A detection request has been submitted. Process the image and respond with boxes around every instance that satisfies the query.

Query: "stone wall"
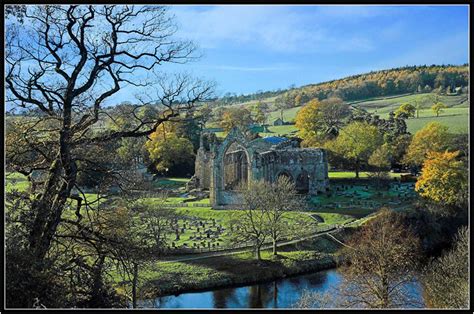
[189,128,329,208]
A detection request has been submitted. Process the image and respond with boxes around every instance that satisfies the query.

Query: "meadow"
[225,92,469,137]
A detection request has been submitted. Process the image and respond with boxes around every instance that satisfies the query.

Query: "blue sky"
[154,5,468,98]
[7,5,469,107]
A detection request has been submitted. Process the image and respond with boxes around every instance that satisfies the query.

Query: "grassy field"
[243,92,469,137]
[352,93,467,109]
[152,177,190,189]
[5,171,412,248]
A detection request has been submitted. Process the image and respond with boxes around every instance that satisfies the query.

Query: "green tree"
[394,103,416,119]
[368,144,392,189]
[326,122,383,178]
[412,96,423,118]
[431,102,447,117]
[274,97,288,121]
[252,101,269,125]
[145,131,195,175]
[194,104,213,131]
[116,137,147,167]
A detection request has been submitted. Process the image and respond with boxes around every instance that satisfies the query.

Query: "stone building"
[187,127,329,208]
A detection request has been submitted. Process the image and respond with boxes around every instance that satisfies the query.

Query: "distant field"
[353,93,468,110]
[257,92,469,136]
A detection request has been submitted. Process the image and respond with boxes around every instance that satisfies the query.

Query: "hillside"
[210,92,469,138]
[210,64,469,137]
[218,64,468,108]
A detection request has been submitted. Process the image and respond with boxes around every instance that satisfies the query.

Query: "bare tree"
[230,180,270,261]
[230,178,305,260]
[422,226,469,309]
[5,5,214,274]
[336,208,422,308]
[264,176,304,255]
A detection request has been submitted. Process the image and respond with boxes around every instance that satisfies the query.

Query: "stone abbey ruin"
[187,128,329,208]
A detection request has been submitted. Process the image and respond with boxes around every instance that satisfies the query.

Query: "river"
[136,269,426,309]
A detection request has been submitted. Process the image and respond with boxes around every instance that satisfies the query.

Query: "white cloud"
[202,63,298,72]
[170,5,377,53]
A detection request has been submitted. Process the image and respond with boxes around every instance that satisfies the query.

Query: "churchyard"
[6,170,415,253]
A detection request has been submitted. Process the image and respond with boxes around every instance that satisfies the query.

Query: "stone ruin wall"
[187,128,330,208]
[193,149,212,189]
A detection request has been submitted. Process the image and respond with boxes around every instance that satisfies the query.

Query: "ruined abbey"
[187,128,329,208]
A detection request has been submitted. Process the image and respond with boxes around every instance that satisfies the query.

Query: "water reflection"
[137,269,424,309]
[212,288,236,308]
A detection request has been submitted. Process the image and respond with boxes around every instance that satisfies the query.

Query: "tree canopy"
[325,121,383,177]
[403,122,452,166]
[415,151,467,209]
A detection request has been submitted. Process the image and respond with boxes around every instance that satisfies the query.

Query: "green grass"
[354,93,468,110]
[127,236,340,299]
[405,113,469,134]
[267,106,302,123]
[328,171,403,179]
[152,177,190,188]
[5,172,29,192]
[257,92,469,136]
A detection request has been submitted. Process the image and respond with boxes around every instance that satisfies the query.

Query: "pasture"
[249,92,469,137]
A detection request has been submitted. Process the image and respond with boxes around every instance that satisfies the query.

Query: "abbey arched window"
[223,142,249,191]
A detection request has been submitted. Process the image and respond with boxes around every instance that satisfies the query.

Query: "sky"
[157,5,469,98]
[5,5,469,107]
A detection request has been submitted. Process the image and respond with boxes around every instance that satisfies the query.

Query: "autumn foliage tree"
[403,122,452,167]
[394,103,416,119]
[415,151,468,211]
[431,102,448,117]
[220,107,254,132]
[145,125,195,176]
[295,97,350,147]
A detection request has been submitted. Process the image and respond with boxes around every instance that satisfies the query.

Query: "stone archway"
[210,128,253,208]
[223,142,249,191]
[296,170,310,193]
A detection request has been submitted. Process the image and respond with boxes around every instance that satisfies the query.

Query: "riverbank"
[136,233,349,299]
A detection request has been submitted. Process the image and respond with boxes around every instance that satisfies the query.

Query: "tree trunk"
[255,245,261,261]
[355,159,360,178]
[90,254,105,307]
[28,126,77,271]
[272,238,277,255]
[381,275,389,308]
[132,262,139,309]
